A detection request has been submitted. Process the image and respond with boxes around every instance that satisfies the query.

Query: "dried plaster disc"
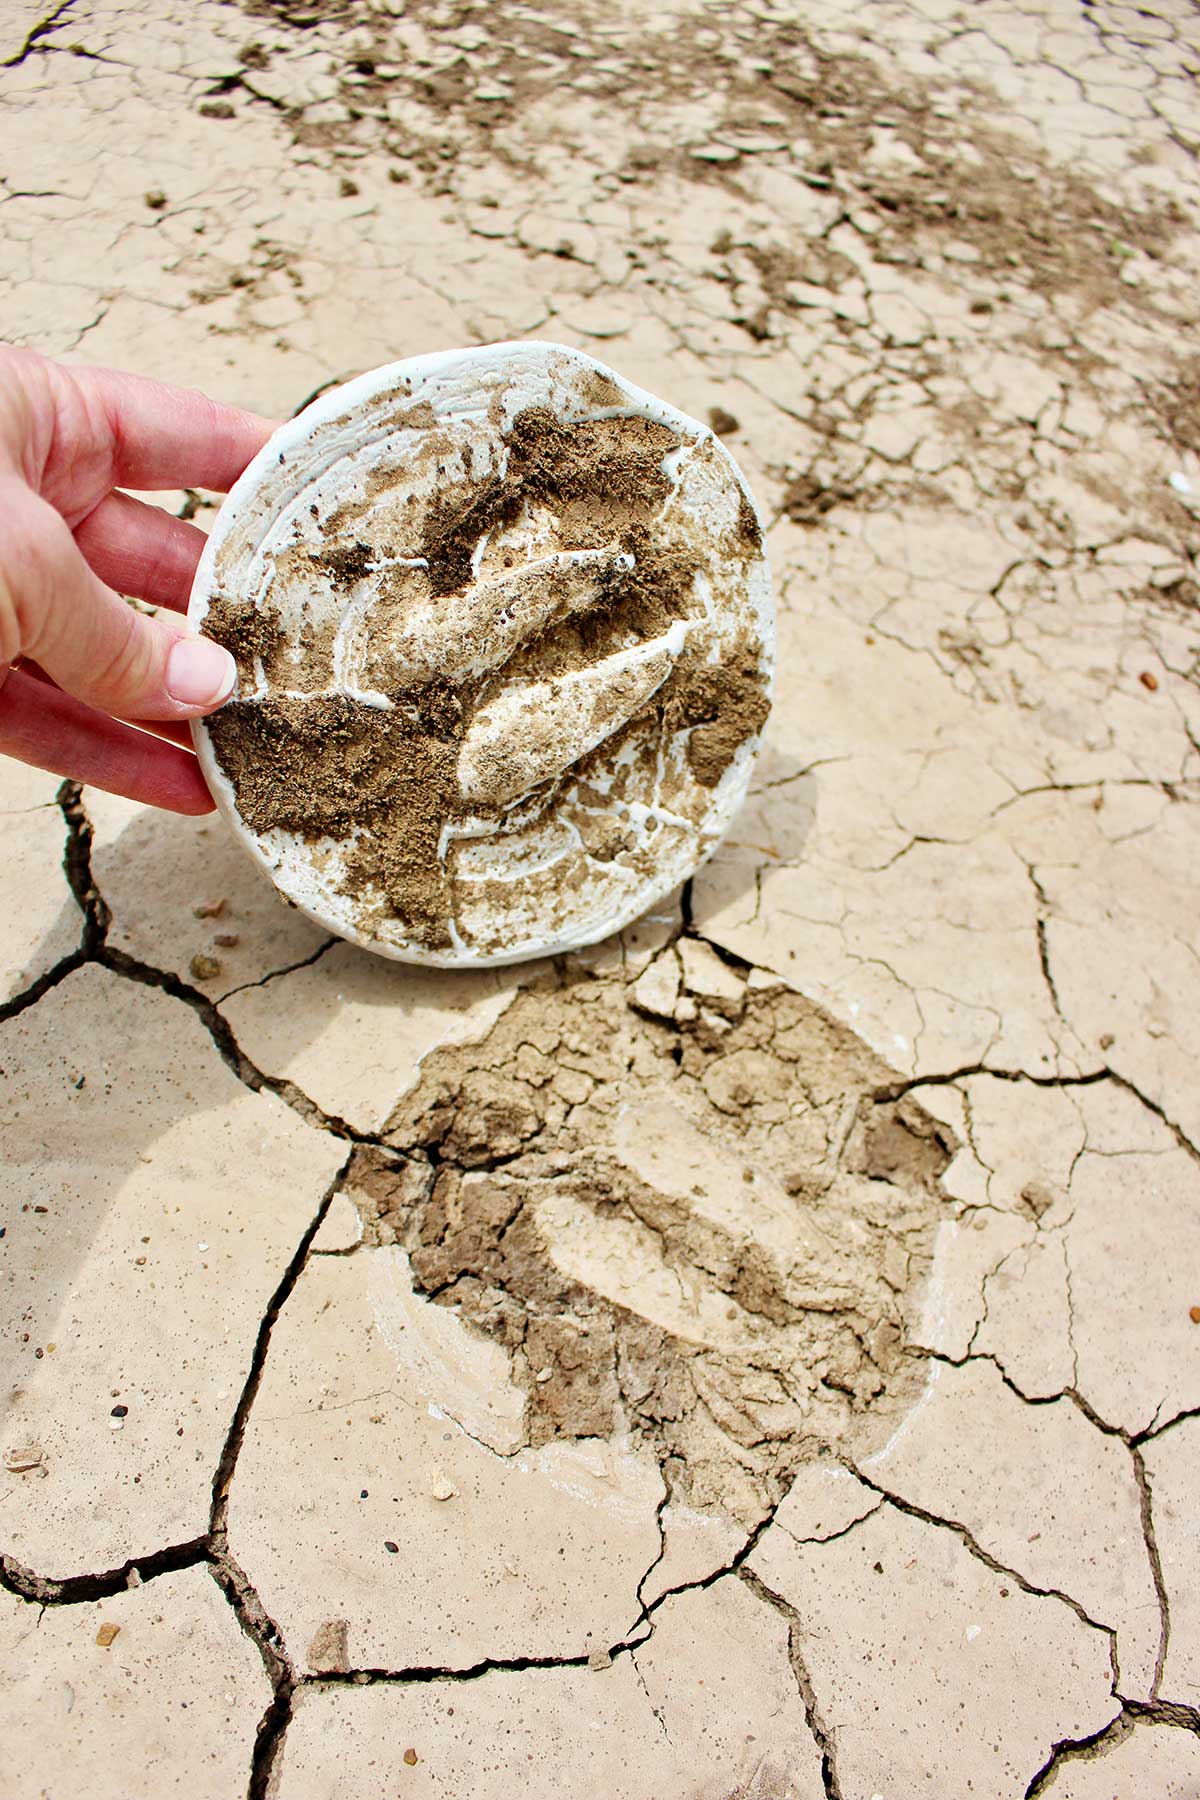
[189,342,774,967]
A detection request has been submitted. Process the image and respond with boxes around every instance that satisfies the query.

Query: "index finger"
[74,363,278,494]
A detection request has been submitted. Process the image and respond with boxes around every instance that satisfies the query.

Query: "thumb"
[0,484,235,722]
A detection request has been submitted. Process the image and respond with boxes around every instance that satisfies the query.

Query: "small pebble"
[4,1444,43,1472]
[431,1478,456,1501]
[111,1404,128,1418]
[1139,670,1159,691]
[339,176,360,197]
[95,1623,120,1647]
[384,1540,399,1554]
[144,189,167,210]
[534,1366,553,1383]
[108,1417,125,1431]
[214,931,240,948]
[403,1748,418,1766]
[189,954,222,981]
[192,898,226,918]
[1190,1305,1200,1324]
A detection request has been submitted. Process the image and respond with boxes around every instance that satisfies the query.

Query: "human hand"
[0,347,275,813]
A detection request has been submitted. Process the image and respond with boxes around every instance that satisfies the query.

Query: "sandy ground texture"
[3,0,1200,1795]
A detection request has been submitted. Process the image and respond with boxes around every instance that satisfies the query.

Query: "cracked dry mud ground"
[4,1,1200,1797]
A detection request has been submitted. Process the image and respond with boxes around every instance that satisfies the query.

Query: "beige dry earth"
[3,0,1200,1795]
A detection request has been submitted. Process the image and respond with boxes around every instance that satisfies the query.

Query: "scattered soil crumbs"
[202,587,286,684]
[314,539,376,585]
[1156,355,1200,457]
[661,656,772,788]
[340,958,953,1526]
[234,0,1182,328]
[202,397,770,950]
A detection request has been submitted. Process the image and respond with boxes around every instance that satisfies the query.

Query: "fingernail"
[166,636,237,708]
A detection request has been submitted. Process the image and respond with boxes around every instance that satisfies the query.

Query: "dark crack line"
[630,1649,670,1741]
[990,777,1195,819]
[0,948,84,1022]
[632,1471,672,1617]
[11,760,1184,1743]
[911,1342,1175,1697]
[309,1649,598,1686]
[911,1344,1123,1438]
[0,1536,207,1605]
[619,1499,783,1650]
[1024,1708,1132,1797]
[0,778,106,1020]
[1132,1445,1171,1700]
[41,783,392,1145]
[99,941,359,1136]
[1025,1700,1200,1797]
[1027,865,1066,1023]
[879,1060,1200,1168]
[1,0,76,68]
[1104,1068,1200,1168]
[844,1465,1121,1681]
[876,1063,1110,1103]
[0,1148,354,1800]
[58,781,109,952]
[208,1552,295,1800]
[1137,1402,1200,1446]
[211,1155,353,1537]
[205,1153,352,1798]
[738,1567,843,1800]
[216,935,337,1004]
[777,1501,884,1554]
[303,1503,789,1697]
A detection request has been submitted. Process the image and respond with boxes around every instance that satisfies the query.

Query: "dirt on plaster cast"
[202,384,769,960]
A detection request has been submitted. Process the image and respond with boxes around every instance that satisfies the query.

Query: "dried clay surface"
[3,0,1200,1796]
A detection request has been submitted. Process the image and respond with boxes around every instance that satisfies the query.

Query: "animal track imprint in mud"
[350,956,952,1525]
[191,343,774,966]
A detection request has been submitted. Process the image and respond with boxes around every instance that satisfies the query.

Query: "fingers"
[15,656,205,747]
[0,481,236,723]
[0,667,215,815]
[73,489,209,611]
[121,715,197,748]
[73,362,277,494]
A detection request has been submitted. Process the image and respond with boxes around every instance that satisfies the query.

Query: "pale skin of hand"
[0,346,276,814]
